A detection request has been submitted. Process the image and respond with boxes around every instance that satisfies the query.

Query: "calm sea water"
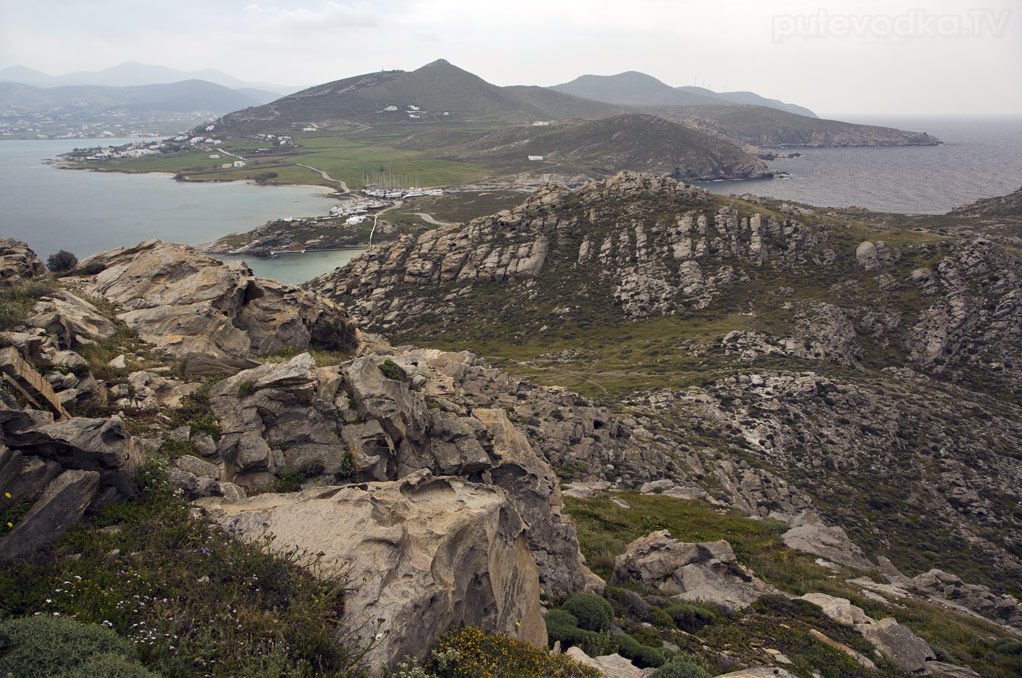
[3,120,1021,285]
[0,138,359,283]
[696,116,1022,214]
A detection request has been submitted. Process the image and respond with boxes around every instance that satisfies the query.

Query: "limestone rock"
[2,415,140,497]
[82,240,359,359]
[782,519,873,570]
[25,291,118,348]
[717,669,795,678]
[855,617,935,673]
[0,238,45,280]
[564,647,651,678]
[924,661,980,678]
[612,530,776,610]
[0,469,99,560]
[800,593,873,626]
[198,471,545,672]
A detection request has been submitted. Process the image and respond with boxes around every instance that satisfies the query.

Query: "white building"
[528,155,545,161]
[384,105,398,112]
[209,154,221,159]
[532,121,551,127]
[233,160,246,168]
[346,215,367,225]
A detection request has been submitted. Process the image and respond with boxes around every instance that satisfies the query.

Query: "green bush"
[664,603,717,632]
[378,359,407,381]
[649,660,711,678]
[236,380,256,397]
[0,615,153,678]
[562,593,613,632]
[47,250,78,273]
[648,607,675,628]
[65,652,161,678]
[74,262,106,276]
[993,637,1022,656]
[544,610,610,657]
[613,634,666,669]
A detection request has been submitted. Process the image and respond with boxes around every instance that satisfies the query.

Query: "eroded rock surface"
[612,530,776,610]
[81,240,359,361]
[199,471,545,672]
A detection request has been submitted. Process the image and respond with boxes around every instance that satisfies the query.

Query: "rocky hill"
[308,172,1022,598]
[551,71,818,118]
[656,105,939,147]
[2,236,1021,677]
[213,59,624,134]
[395,114,769,182]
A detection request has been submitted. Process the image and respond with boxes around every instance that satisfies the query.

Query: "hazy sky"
[1,0,1020,117]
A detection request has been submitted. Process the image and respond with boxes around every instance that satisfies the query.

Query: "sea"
[695,116,1022,214]
[0,138,362,284]
[1,118,1021,285]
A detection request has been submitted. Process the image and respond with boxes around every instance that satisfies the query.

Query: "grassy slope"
[564,492,1022,678]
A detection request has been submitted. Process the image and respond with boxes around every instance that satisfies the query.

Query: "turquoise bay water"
[0,138,359,282]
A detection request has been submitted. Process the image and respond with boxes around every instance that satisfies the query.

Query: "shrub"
[544,609,610,657]
[275,465,304,492]
[613,634,666,669]
[649,607,675,628]
[993,637,1022,656]
[664,603,717,632]
[312,316,358,353]
[66,652,161,678]
[0,615,152,678]
[378,359,407,382]
[649,660,711,678]
[562,593,613,632]
[74,262,106,276]
[429,625,600,678]
[236,380,256,397]
[47,249,78,273]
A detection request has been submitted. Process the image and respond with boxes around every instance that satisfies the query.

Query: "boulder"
[0,469,99,560]
[82,240,359,359]
[855,617,935,673]
[0,238,45,280]
[26,291,118,348]
[612,530,776,610]
[924,661,980,678]
[800,593,873,626]
[782,519,873,570]
[806,629,876,669]
[198,471,545,673]
[565,647,650,678]
[717,669,795,678]
[3,415,141,497]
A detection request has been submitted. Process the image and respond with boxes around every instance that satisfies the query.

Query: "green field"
[85,133,489,190]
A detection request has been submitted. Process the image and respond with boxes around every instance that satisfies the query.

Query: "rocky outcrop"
[26,290,118,349]
[612,530,776,610]
[780,514,873,570]
[81,240,359,362]
[855,617,935,673]
[0,468,99,560]
[204,350,601,594]
[198,471,545,672]
[0,238,45,280]
[308,172,835,331]
[910,569,1022,631]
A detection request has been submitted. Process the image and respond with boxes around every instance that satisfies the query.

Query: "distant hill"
[0,79,275,115]
[398,113,768,181]
[551,71,817,117]
[214,59,627,134]
[950,185,1022,218]
[654,105,940,147]
[0,61,296,95]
